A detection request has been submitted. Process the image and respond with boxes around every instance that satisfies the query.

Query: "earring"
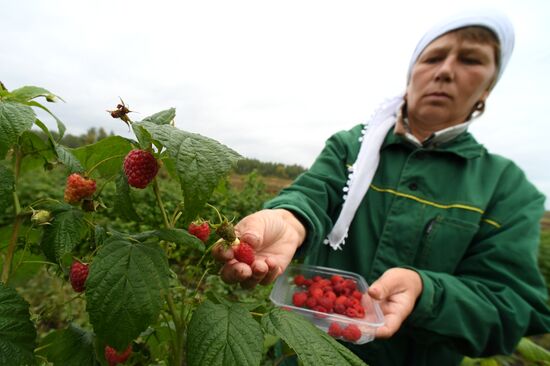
[474,100,485,112]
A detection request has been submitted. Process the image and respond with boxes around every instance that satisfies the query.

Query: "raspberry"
[64,174,96,204]
[342,324,362,342]
[328,322,343,337]
[292,292,308,307]
[294,274,306,286]
[233,242,255,265]
[69,261,89,292]
[104,344,132,366]
[123,149,159,189]
[188,221,210,242]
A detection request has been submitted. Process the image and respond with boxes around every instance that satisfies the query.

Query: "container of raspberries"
[269,263,384,344]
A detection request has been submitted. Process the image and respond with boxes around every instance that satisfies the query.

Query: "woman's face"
[406,32,497,130]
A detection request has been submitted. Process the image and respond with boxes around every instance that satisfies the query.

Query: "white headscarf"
[324,9,515,250]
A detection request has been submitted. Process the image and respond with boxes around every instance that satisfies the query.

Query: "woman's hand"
[367,268,423,338]
[212,209,306,288]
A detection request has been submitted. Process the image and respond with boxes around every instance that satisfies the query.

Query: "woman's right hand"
[212,209,306,288]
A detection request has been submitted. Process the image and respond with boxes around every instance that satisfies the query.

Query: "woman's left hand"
[367,268,423,338]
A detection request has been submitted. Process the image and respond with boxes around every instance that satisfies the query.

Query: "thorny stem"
[153,178,171,229]
[153,178,185,365]
[1,148,23,284]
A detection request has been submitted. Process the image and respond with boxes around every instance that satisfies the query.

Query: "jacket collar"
[382,127,485,160]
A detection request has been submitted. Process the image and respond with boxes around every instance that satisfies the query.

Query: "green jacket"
[265,124,550,366]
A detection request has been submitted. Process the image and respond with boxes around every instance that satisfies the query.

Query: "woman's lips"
[425,92,451,99]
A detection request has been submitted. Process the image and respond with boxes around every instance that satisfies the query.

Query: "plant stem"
[153,178,171,229]
[165,292,184,366]
[1,149,23,284]
[87,154,126,176]
[1,215,22,284]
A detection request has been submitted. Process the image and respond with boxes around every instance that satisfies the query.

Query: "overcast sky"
[2,0,550,207]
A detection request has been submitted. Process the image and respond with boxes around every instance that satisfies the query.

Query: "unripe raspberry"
[64,174,96,204]
[69,261,89,293]
[123,149,159,189]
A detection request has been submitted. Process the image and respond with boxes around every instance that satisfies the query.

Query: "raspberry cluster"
[104,345,132,366]
[292,274,366,318]
[64,174,96,204]
[291,273,366,342]
[234,241,255,265]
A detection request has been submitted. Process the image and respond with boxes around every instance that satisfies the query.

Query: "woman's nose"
[434,57,455,82]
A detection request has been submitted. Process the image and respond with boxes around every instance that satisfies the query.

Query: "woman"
[214,10,550,365]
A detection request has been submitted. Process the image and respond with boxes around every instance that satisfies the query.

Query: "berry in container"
[269,263,384,344]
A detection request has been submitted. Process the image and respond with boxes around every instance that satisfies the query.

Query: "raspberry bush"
[0,83,369,366]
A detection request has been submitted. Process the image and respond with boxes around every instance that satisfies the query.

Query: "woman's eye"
[424,56,442,64]
[461,57,481,65]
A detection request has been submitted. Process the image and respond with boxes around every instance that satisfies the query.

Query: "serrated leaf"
[131,123,152,149]
[72,136,132,178]
[132,228,204,252]
[0,283,37,366]
[0,165,14,213]
[26,100,66,139]
[186,300,262,366]
[7,86,63,103]
[18,131,57,173]
[55,144,84,173]
[40,205,87,263]
[135,121,242,222]
[94,225,107,247]
[516,337,550,361]
[142,108,176,125]
[37,324,99,366]
[114,172,140,221]
[86,237,170,349]
[261,308,367,366]
[0,100,36,159]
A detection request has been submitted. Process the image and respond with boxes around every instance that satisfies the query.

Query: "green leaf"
[72,136,132,178]
[37,324,99,366]
[86,236,170,349]
[55,145,84,173]
[261,308,368,366]
[113,172,140,221]
[132,228,204,252]
[0,165,14,213]
[0,283,37,366]
[516,337,550,361]
[135,121,242,222]
[0,100,36,159]
[26,100,66,139]
[18,131,57,173]
[186,300,263,366]
[40,205,87,263]
[7,86,63,103]
[131,123,152,150]
[142,108,176,125]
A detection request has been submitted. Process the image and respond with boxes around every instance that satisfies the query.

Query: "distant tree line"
[234,158,306,180]
[33,128,307,179]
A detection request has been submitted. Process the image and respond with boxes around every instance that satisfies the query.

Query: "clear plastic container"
[269,263,384,344]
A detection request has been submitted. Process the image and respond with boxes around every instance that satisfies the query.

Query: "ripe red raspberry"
[64,174,96,204]
[69,261,89,293]
[292,292,308,307]
[293,274,306,286]
[188,221,210,242]
[104,344,132,366]
[123,149,159,189]
[342,324,362,342]
[233,241,255,265]
[328,322,343,337]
